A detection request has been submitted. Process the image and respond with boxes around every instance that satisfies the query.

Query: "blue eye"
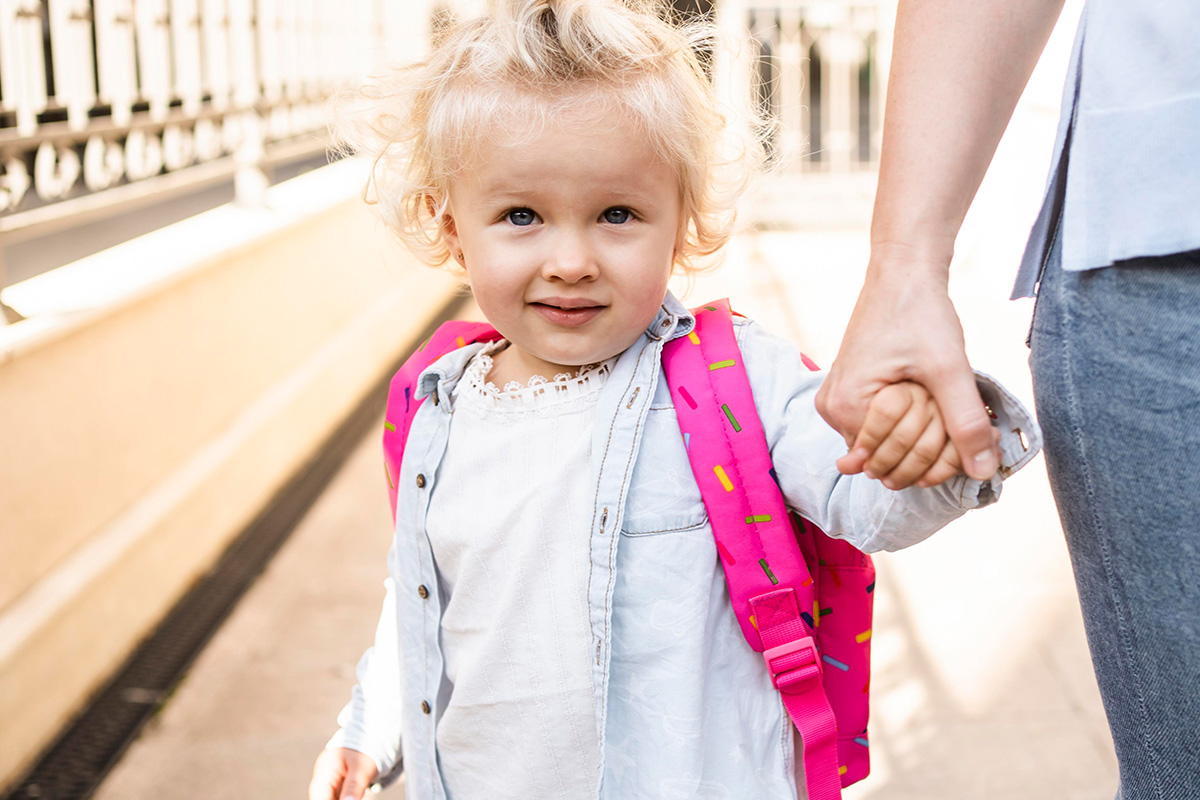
[507,208,536,226]
[603,207,631,224]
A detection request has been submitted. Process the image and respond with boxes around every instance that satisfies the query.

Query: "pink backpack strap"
[382,321,501,522]
[661,300,846,800]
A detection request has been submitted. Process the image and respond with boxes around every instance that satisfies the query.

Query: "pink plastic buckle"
[763,636,822,694]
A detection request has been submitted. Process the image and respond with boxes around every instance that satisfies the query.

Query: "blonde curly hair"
[331,0,765,273]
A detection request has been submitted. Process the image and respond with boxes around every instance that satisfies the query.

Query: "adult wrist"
[863,242,954,293]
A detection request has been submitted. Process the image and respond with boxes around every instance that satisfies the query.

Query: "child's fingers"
[861,405,931,481]
[338,774,372,800]
[880,416,949,490]
[849,385,917,475]
[309,750,347,800]
[914,439,963,488]
[835,446,871,475]
[339,751,380,800]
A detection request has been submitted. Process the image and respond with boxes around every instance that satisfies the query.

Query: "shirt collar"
[651,290,696,342]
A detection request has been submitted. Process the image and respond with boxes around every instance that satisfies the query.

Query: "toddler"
[310,2,1038,799]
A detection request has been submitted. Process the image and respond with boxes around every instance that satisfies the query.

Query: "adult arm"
[738,320,1041,553]
[816,0,1065,482]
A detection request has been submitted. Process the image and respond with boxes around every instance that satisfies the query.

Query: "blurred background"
[0,0,1113,798]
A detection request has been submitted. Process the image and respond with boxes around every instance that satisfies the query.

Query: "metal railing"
[0,0,409,244]
[749,2,883,170]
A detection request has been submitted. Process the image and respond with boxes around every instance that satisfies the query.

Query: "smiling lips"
[530,300,605,327]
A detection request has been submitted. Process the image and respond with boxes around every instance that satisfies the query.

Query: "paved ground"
[91,73,1119,799]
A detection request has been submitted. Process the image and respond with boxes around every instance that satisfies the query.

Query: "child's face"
[442,104,682,384]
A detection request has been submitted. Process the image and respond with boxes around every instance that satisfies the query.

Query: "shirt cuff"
[953,370,1043,507]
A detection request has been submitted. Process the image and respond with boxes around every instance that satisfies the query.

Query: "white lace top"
[426,341,614,800]
[453,341,615,416]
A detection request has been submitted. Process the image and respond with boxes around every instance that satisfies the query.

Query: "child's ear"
[429,194,462,259]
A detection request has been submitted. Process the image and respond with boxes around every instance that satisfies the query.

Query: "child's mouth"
[530,302,604,327]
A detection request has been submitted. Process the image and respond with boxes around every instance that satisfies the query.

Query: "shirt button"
[421,700,431,715]
[418,585,429,599]
[416,474,426,488]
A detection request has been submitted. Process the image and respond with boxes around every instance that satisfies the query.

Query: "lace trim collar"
[455,341,615,410]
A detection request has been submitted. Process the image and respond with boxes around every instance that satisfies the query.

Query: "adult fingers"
[816,374,870,449]
[925,363,999,480]
[881,414,947,490]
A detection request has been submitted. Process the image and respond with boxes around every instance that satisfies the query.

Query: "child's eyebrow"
[477,186,535,202]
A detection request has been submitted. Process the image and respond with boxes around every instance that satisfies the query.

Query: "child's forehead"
[448,93,658,162]
[457,114,678,194]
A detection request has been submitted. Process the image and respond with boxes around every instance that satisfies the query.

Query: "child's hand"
[835,381,994,490]
[309,747,379,800]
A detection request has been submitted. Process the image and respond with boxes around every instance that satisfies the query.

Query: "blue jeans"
[1029,237,1200,799]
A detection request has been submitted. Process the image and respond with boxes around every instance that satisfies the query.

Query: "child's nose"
[543,232,599,283]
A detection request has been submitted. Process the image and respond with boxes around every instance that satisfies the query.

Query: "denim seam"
[1057,272,1167,800]
[583,349,632,791]
[411,420,441,796]
[585,338,653,785]
[620,515,709,536]
[604,342,657,634]
[586,346,642,637]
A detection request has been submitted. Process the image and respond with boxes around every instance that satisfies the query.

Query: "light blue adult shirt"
[327,293,1042,799]
[1013,0,1200,298]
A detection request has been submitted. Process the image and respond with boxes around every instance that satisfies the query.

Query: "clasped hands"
[816,253,1003,491]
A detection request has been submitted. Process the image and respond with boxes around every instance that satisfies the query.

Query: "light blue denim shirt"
[328,292,1041,799]
[1014,0,1200,297]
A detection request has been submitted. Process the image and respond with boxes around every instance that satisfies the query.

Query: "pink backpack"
[381,300,874,800]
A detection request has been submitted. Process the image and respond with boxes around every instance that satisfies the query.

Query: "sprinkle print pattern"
[714,465,734,492]
[721,404,742,432]
[658,300,877,791]
[823,655,850,672]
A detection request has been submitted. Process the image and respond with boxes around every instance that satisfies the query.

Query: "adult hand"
[309,747,380,800]
[816,247,1000,483]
